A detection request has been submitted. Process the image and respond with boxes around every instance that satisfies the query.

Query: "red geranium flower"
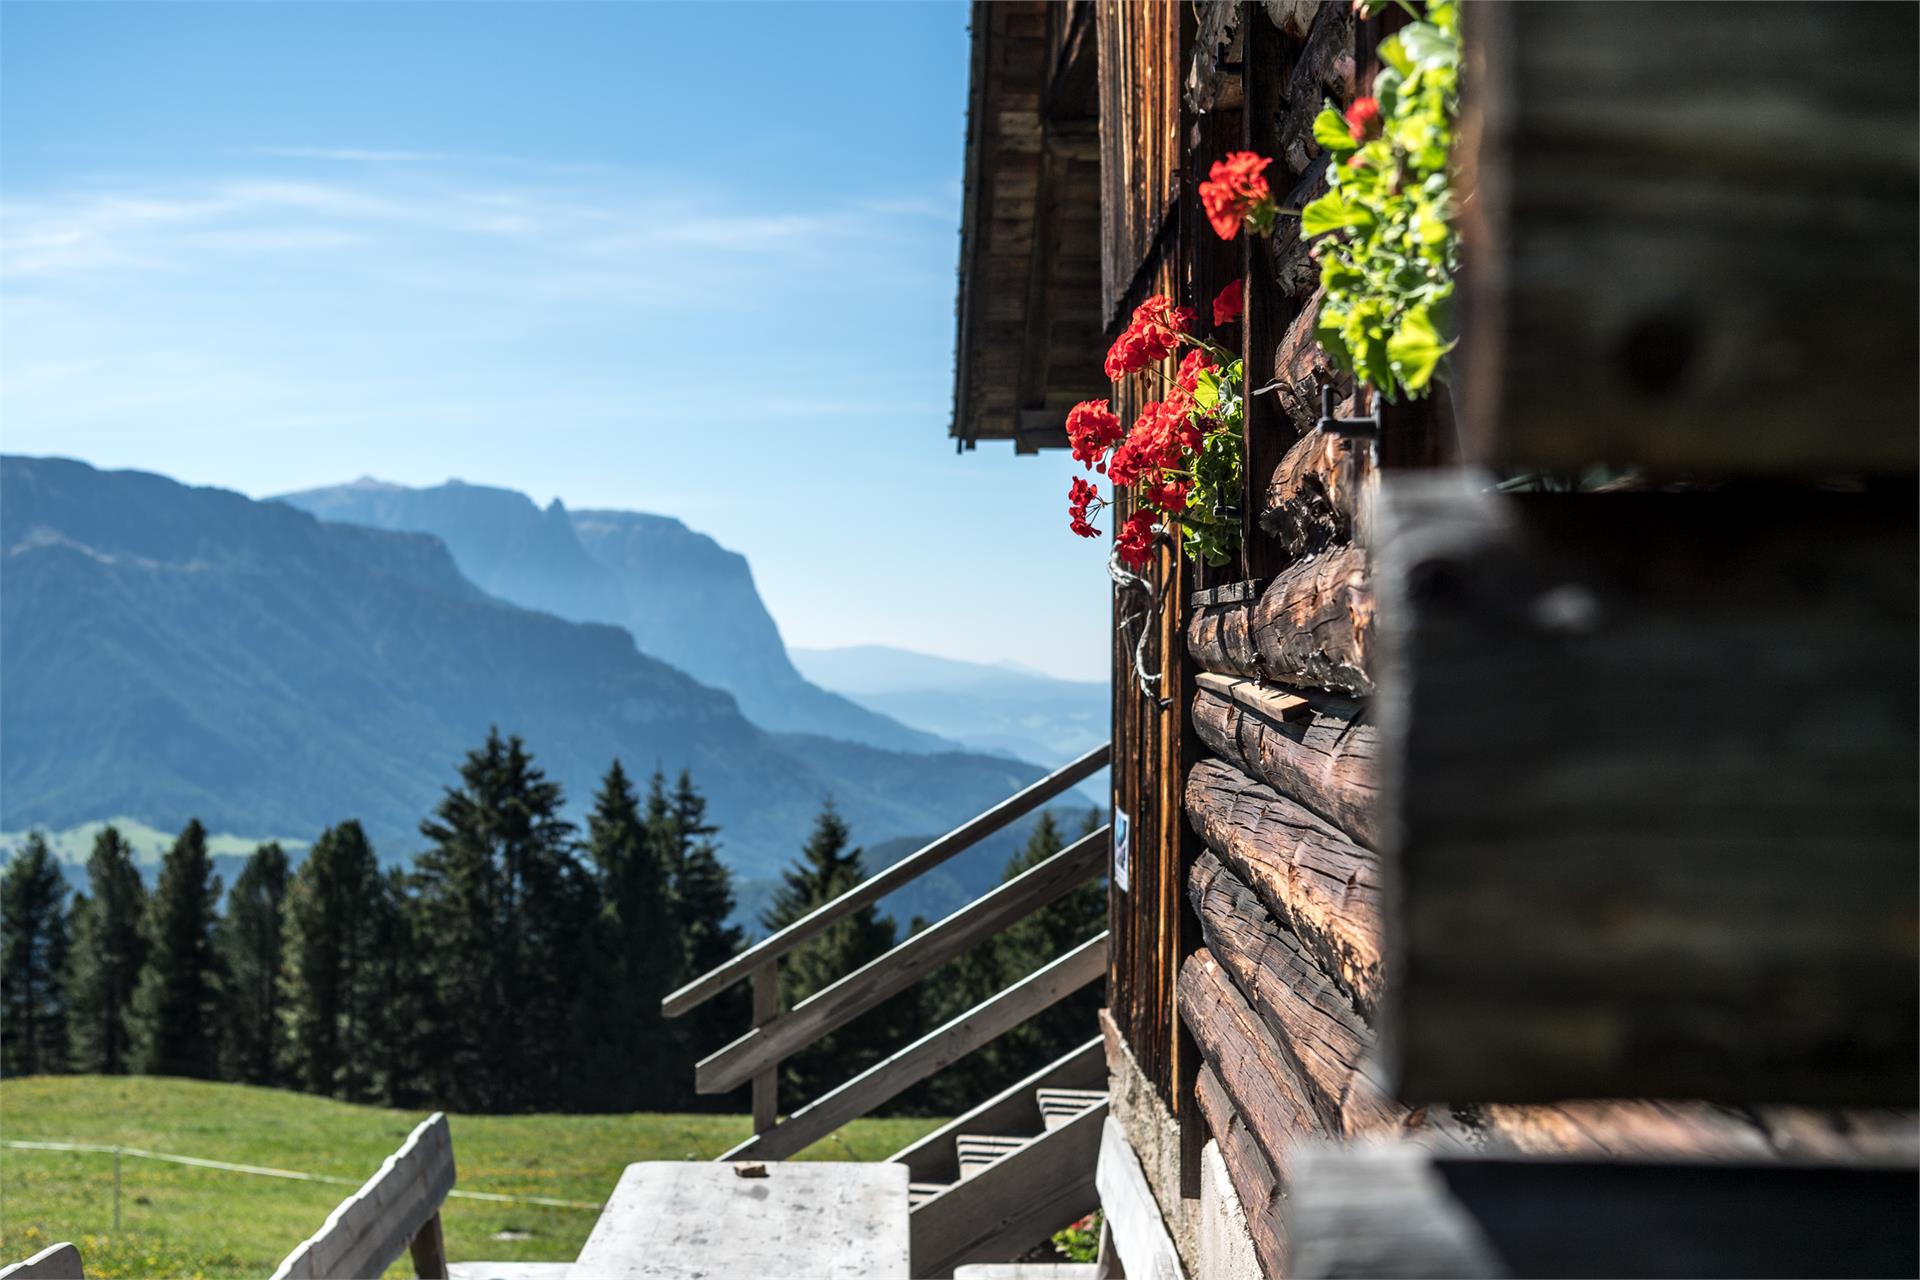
[1104,295,1194,380]
[1198,151,1274,241]
[1211,279,1244,326]
[1345,97,1382,142]
[1065,399,1123,469]
[1145,478,1190,513]
[1176,348,1216,394]
[1116,510,1157,569]
[1067,476,1104,538]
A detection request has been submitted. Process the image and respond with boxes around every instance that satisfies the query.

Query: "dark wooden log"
[1274,2,1355,176]
[1260,430,1369,569]
[1185,757,1383,1017]
[1462,2,1918,476]
[1191,678,1380,849]
[1178,950,1326,1180]
[1186,547,1372,695]
[1190,849,1400,1138]
[1195,1063,1289,1280]
[1286,1144,1920,1279]
[1373,474,1919,1105]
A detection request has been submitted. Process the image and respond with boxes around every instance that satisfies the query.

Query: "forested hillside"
[0,457,1040,878]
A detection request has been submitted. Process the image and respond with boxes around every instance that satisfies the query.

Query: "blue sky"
[0,1,1110,681]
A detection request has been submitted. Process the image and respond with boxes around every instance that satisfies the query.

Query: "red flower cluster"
[1211,279,1243,326]
[1345,96,1382,142]
[1065,398,1123,470]
[1108,397,1199,487]
[1067,476,1104,538]
[1198,151,1274,240]
[1104,295,1194,380]
[1175,348,1216,395]
[1116,510,1157,569]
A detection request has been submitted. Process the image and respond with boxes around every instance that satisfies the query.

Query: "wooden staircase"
[659,746,1115,1277]
[888,1040,1109,1278]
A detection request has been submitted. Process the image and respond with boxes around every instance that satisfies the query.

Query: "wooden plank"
[1189,849,1399,1138]
[1194,1065,1287,1280]
[0,1244,83,1280]
[1372,473,1919,1104]
[724,934,1108,1162]
[1191,682,1380,850]
[270,1112,456,1280]
[1177,950,1325,1183]
[1185,758,1383,1017]
[664,743,1110,1017]
[1462,2,1918,476]
[1095,1116,1187,1280]
[575,1162,911,1280]
[750,965,778,1133]
[698,828,1108,1094]
[407,1213,448,1280]
[1193,671,1309,720]
[1286,1144,1920,1279]
[910,1099,1107,1279]
[888,1036,1104,1183]
[1186,548,1373,694]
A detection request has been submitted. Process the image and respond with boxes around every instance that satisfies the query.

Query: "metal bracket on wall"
[1315,383,1381,440]
[1109,536,1175,711]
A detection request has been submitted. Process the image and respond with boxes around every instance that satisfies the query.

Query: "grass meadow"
[0,1075,942,1278]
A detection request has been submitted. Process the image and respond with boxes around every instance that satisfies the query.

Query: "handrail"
[662,742,1111,1018]
[696,825,1111,1095]
[720,932,1110,1162]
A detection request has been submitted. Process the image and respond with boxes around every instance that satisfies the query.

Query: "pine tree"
[763,800,898,1102]
[280,822,383,1100]
[217,842,289,1084]
[660,769,745,1108]
[65,825,147,1074]
[1,833,71,1075]
[988,810,1106,1076]
[570,760,682,1110]
[358,867,431,1107]
[414,728,590,1111]
[129,820,223,1078]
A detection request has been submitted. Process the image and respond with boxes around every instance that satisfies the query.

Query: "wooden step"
[910,1099,1108,1279]
[1035,1088,1107,1132]
[909,1182,948,1209]
[890,1037,1105,1186]
[956,1135,1030,1181]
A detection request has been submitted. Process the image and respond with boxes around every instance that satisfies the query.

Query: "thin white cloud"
[241,145,455,164]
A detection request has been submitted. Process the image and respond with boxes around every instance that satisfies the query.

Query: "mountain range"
[275,477,944,754]
[0,456,1047,885]
[790,645,1109,769]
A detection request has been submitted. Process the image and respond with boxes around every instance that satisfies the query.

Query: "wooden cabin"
[952,2,1918,1278]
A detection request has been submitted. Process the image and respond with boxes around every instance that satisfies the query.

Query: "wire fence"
[2,1138,604,1228]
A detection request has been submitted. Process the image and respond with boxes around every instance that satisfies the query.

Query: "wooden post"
[407,1212,448,1280]
[751,962,779,1135]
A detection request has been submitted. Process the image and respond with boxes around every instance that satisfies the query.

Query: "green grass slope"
[0,1076,940,1278]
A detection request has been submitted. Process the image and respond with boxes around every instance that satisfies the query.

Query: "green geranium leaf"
[1313,107,1358,153]
[1378,32,1413,76]
[1386,303,1455,391]
[1399,22,1459,71]
[1301,194,1372,237]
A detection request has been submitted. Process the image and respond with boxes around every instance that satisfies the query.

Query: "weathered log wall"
[1164,9,1917,1277]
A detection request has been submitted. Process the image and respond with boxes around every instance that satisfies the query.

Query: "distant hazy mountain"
[791,644,1109,768]
[1,457,1042,880]
[276,478,948,754]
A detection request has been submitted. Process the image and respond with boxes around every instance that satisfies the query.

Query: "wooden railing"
[663,743,1113,1161]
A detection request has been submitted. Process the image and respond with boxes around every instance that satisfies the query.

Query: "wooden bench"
[0,1243,84,1280]
[269,1112,456,1280]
